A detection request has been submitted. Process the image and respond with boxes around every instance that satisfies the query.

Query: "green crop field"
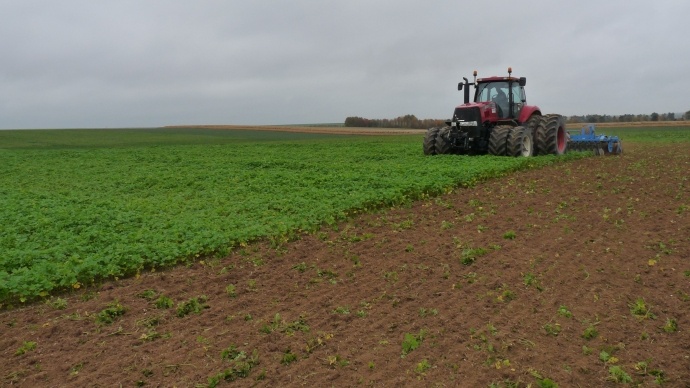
[0,127,591,304]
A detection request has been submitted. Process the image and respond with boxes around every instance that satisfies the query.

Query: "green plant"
[401,329,426,357]
[415,359,431,374]
[662,317,678,333]
[503,230,516,240]
[557,305,572,318]
[607,365,632,383]
[154,295,174,309]
[536,378,559,388]
[543,323,561,336]
[418,308,438,317]
[137,289,157,300]
[292,262,308,273]
[96,301,126,325]
[461,247,487,266]
[629,298,655,319]
[582,325,598,340]
[333,306,350,315]
[225,284,237,298]
[47,297,68,310]
[281,349,297,365]
[176,295,209,317]
[15,341,37,356]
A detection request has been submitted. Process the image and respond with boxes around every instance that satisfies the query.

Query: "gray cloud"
[1,0,689,128]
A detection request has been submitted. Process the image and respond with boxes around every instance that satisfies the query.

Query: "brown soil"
[2,142,689,387]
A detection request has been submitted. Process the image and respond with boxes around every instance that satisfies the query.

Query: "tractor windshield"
[476,82,509,103]
[476,81,510,117]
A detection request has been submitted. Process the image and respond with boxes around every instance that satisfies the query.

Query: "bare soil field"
[2,142,689,387]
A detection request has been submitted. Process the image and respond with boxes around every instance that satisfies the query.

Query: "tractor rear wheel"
[507,126,534,157]
[488,125,512,156]
[435,126,454,155]
[535,114,567,155]
[423,127,440,155]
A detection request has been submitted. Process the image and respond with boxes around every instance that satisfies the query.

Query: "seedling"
[557,305,572,318]
[543,323,561,336]
[225,284,237,298]
[155,295,174,309]
[47,297,68,310]
[333,306,350,315]
[607,365,632,383]
[325,354,349,367]
[582,325,598,340]
[96,301,126,325]
[662,317,678,333]
[292,262,308,272]
[401,329,426,357]
[15,341,37,356]
[461,247,487,266]
[176,295,209,317]
[503,231,516,240]
[281,349,297,365]
[418,308,439,317]
[415,359,431,374]
[629,298,655,319]
[137,289,158,300]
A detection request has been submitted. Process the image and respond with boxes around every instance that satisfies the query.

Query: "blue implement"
[567,124,622,155]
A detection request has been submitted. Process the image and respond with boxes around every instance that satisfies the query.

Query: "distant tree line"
[566,111,690,123]
[345,111,690,129]
[344,115,445,129]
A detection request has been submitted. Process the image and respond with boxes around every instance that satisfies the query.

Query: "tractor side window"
[511,84,525,117]
[476,83,491,102]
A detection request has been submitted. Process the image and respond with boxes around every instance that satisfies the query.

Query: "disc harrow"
[567,124,622,155]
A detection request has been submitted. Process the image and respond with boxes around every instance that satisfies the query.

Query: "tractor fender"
[518,105,541,124]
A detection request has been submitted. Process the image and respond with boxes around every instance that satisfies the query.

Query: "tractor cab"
[475,80,526,119]
[457,68,529,122]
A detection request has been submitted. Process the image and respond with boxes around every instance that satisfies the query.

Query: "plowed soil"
[2,142,689,387]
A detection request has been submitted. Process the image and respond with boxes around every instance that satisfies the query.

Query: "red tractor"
[424,68,567,157]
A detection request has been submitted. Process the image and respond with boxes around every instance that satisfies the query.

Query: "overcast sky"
[1,1,688,129]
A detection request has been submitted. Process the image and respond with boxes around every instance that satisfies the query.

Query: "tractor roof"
[477,76,521,83]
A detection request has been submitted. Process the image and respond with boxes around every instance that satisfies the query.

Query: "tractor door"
[511,83,526,118]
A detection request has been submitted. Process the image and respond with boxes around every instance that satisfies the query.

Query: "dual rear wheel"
[488,125,533,157]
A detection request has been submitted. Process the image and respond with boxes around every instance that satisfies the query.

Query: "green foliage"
[176,295,208,317]
[208,346,259,386]
[582,325,599,340]
[629,298,655,319]
[14,341,37,356]
[662,317,678,333]
[96,301,126,325]
[401,329,426,357]
[154,295,174,309]
[557,305,572,318]
[225,284,237,298]
[460,247,488,265]
[543,323,562,336]
[607,365,632,383]
[0,129,589,303]
[281,349,298,365]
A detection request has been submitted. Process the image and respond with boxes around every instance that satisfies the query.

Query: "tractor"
[423,68,567,157]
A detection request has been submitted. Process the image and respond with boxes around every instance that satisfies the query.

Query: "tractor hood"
[452,101,499,124]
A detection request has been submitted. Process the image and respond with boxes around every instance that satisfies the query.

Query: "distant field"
[0,127,584,304]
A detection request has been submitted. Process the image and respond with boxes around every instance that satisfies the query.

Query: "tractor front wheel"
[435,126,454,155]
[423,127,440,155]
[488,125,512,156]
